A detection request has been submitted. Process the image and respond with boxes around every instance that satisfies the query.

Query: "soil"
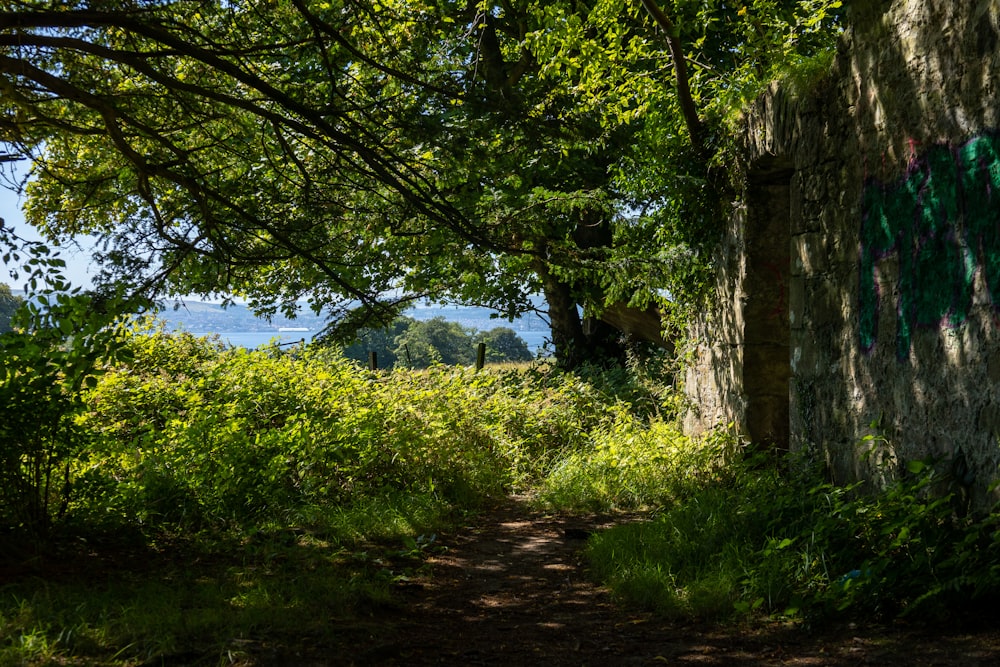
[327,497,1000,667]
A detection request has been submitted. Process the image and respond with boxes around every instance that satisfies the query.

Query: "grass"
[6,332,1000,663]
[579,451,1000,626]
[583,482,772,622]
[1,492,455,666]
[0,328,620,665]
[535,418,741,512]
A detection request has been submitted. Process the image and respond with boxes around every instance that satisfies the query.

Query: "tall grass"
[578,448,1000,624]
[3,327,658,665]
[536,416,741,511]
[5,327,1000,666]
[70,328,618,531]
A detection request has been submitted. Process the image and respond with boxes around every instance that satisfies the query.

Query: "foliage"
[585,445,1000,624]
[340,316,533,369]
[2,326,680,664]
[474,326,533,365]
[7,321,1000,662]
[0,493,447,667]
[391,317,477,368]
[0,327,668,664]
[746,457,1000,621]
[537,415,736,512]
[0,227,131,538]
[0,0,844,364]
[0,281,20,332]
[73,327,622,530]
[340,316,414,369]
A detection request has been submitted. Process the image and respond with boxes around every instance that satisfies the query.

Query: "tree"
[475,326,533,364]
[0,281,21,332]
[342,317,531,368]
[393,317,476,368]
[0,0,843,367]
[341,316,413,369]
[0,225,133,537]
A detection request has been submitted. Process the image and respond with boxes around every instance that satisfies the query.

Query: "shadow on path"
[332,497,1000,666]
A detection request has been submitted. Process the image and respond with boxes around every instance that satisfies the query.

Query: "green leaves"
[75,326,635,528]
[0,223,137,536]
[1,0,844,362]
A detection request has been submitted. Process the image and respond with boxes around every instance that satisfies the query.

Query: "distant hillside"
[158,299,328,333]
[8,289,550,339]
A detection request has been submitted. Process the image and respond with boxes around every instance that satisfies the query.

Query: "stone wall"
[685,0,1000,503]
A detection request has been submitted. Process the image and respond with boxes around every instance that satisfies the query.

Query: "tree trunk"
[537,262,587,368]
[638,0,705,155]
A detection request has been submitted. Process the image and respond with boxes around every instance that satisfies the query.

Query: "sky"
[0,165,95,290]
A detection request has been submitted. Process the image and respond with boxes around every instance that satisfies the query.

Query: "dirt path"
[335,497,1000,666]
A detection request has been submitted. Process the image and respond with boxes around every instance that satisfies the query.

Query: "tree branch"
[637,0,705,155]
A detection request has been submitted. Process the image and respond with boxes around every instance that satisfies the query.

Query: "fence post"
[368,350,378,371]
[475,342,486,370]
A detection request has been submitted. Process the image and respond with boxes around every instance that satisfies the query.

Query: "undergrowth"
[4,326,1000,665]
[584,452,1000,625]
[0,326,663,665]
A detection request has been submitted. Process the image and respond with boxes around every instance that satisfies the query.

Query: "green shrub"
[584,442,1000,624]
[80,329,390,526]
[74,326,641,531]
[538,419,741,511]
[0,279,128,538]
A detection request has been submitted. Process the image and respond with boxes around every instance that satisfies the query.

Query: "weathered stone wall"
[685,0,1000,503]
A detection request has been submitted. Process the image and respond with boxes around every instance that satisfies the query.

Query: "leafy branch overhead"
[637,0,703,153]
[0,0,842,366]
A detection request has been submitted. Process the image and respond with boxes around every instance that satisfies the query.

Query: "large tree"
[0,0,842,366]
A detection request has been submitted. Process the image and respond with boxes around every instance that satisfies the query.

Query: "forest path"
[332,497,1000,666]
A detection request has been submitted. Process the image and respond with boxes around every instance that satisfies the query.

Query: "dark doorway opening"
[744,163,793,450]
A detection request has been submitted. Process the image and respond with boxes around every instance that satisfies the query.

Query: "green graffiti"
[860,133,1000,358]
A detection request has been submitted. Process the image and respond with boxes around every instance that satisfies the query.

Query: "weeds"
[584,446,1000,624]
[5,327,1000,665]
[1,327,655,665]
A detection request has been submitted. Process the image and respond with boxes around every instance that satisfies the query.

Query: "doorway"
[743,163,792,450]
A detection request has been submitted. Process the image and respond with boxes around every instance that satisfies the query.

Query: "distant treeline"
[0,283,22,333]
[342,316,534,369]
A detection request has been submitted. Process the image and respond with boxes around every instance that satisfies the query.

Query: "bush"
[0,292,127,537]
[0,330,88,536]
[538,417,740,511]
[74,326,634,531]
[583,442,1000,624]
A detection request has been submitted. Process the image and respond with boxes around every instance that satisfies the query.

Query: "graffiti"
[860,132,1000,358]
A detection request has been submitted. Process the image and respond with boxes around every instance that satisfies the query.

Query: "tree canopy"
[0,0,843,366]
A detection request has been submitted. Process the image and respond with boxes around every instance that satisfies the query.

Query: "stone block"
[792,233,830,274]
[789,276,805,329]
[808,281,844,329]
[988,350,1000,383]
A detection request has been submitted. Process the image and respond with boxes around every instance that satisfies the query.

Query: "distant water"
[193,331,317,349]
[196,328,550,354]
[168,301,551,353]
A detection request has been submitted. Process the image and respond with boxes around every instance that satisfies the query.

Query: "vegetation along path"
[327,497,1000,666]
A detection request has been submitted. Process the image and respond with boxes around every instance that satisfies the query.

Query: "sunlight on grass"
[536,417,742,511]
[584,482,764,622]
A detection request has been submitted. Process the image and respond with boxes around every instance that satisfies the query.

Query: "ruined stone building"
[683,0,1000,503]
